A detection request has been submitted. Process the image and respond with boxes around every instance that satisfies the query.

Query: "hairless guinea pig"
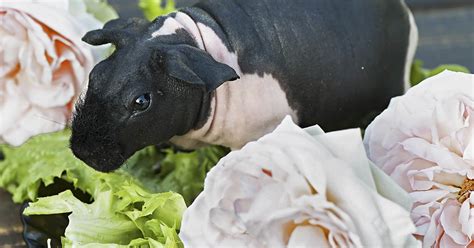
[70,0,418,172]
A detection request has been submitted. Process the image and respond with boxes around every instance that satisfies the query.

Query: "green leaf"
[410,60,470,86]
[0,130,225,204]
[0,131,192,247]
[0,125,226,246]
[0,129,225,246]
[0,130,94,203]
[139,0,176,21]
[25,190,143,245]
[426,64,470,78]
[25,187,185,246]
[123,146,228,205]
[410,60,429,86]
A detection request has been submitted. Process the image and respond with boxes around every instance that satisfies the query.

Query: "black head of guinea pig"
[70,18,238,172]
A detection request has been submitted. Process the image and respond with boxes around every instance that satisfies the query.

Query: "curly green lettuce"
[0,130,95,203]
[0,130,226,204]
[24,188,185,247]
[123,146,228,205]
[0,130,227,246]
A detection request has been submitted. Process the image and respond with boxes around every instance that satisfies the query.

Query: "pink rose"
[0,1,101,146]
[364,71,474,247]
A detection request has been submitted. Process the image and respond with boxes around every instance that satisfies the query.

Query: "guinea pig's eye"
[132,93,151,111]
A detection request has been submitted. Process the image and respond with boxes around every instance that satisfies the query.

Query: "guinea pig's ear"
[82,18,149,48]
[158,45,239,92]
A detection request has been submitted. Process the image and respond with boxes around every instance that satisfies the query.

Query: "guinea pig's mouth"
[72,149,127,173]
[89,155,126,173]
[70,140,131,173]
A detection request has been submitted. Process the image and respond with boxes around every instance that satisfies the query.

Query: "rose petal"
[459,194,474,239]
[439,232,465,248]
[0,79,30,134]
[288,226,330,248]
[440,201,469,245]
[0,3,96,145]
[18,106,66,133]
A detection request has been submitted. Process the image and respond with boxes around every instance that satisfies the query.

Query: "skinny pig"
[71,0,417,172]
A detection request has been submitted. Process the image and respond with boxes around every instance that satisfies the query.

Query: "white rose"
[364,70,474,247]
[0,0,115,146]
[180,117,418,248]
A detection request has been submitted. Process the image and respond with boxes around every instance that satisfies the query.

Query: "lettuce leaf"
[123,146,228,205]
[24,190,143,245]
[0,130,136,203]
[0,130,91,203]
[25,188,184,247]
[410,60,470,86]
[0,130,225,204]
[139,0,176,21]
[0,130,226,246]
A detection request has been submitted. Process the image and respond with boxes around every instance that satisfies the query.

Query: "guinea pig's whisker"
[34,114,66,126]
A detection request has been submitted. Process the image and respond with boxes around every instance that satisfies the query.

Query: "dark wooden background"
[408,1,474,71]
[107,0,474,71]
[1,0,473,247]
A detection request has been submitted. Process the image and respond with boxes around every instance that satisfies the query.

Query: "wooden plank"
[413,7,474,71]
[0,190,25,247]
[406,0,474,10]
